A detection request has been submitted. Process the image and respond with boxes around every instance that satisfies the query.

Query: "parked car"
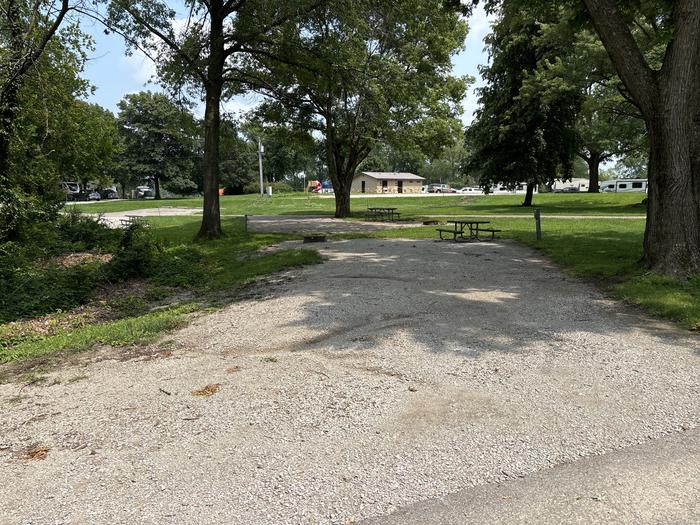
[427,183,456,193]
[75,189,101,201]
[135,186,154,198]
[100,188,119,199]
[457,187,482,194]
[59,181,80,201]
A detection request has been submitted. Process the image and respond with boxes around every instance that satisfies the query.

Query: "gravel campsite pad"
[1,239,698,524]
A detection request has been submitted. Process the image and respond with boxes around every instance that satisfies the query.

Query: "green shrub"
[101,224,161,281]
[242,181,296,194]
[0,263,100,323]
[151,245,206,287]
[56,209,119,251]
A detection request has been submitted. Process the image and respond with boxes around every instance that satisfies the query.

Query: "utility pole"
[258,139,264,196]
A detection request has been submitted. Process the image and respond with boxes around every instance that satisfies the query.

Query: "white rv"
[600,179,648,193]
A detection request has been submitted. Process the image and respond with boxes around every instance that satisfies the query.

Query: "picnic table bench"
[437,220,501,242]
[366,207,401,221]
[119,215,149,228]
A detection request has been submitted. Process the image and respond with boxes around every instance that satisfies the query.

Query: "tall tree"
[474,0,700,275]
[55,101,120,190]
[116,91,198,199]
[580,0,700,274]
[0,0,76,237]
[466,5,582,207]
[105,0,322,239]
[249,0,469,217]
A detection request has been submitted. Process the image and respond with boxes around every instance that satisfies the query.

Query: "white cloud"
[121,49,157,85]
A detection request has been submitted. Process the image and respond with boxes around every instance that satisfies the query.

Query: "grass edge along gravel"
[0,304,198,363]
[0,215,324,365]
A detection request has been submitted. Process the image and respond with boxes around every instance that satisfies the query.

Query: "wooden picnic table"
[366,207,400,221]
[120,215,149,227]
[437,220,500,241]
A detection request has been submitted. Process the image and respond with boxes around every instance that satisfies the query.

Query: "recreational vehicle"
[600,179,648,193]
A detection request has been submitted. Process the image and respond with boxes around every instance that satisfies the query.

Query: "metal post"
[244,214,248,233]
[534,208,542,240]
[258,139,264,196]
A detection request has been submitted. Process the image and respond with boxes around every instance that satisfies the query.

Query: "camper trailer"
[600,179,648,193]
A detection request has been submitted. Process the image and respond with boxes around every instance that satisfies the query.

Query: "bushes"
[56,209,119,251]
[0,263,100,323]
[0,218,160,323]
[101,224,160,281]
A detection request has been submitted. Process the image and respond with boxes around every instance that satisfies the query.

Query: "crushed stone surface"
[0,238,698,524]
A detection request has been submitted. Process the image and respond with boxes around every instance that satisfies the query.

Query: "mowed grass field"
[72,192,648,217]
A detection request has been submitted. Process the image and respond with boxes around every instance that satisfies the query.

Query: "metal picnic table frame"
[437,220,493,241]
[366,207,400,221]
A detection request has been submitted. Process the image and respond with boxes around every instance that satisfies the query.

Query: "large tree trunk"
[197,82,223,239]
[521,182,535,207]
[586,152,602,193]
[327,151,353,218]
[582,0,700,275]
[0,82,20,238]
[0,87,18,185]
[325,135,369,218]
[333,177,351,217]
[196,5,224,240]
[154,176,161,200]
[643,110,700,274]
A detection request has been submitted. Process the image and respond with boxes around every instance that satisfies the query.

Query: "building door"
[398,180,403,194]
[382,180,388,192]
[361,180,366,193]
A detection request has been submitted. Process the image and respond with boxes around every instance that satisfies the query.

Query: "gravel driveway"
[1,239,698,524]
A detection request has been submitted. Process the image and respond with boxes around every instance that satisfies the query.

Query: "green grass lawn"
[72,192,648,218]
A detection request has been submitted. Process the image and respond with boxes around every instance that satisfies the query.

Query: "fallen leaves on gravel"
[192,384,220,397]
[24,446,49,460]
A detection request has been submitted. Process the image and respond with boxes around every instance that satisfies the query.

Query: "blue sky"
[81,5,493,124]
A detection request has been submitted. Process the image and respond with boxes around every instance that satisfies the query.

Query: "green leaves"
[115,91,199,197]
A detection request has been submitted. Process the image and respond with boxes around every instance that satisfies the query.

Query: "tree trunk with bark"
[0,84,18,186]
[643,108,700,272]
[522,182,535,206]
[326,139,369,218]
[585,152,602,193]
[583,0,700,275]
[196,4,224,240]
[154,175,161,200]
[197,81,223,239]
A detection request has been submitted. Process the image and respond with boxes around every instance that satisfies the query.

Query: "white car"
[457,187,482,194]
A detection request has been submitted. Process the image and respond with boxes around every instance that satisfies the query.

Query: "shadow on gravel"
[270,239,697,359]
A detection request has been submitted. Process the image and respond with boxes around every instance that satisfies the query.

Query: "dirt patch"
[192,383,220,396]
[52,252,113,268]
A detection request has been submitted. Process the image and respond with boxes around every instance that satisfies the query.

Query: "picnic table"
[119,215,149,228]
[366,207,401,221]
[436,220,500,241]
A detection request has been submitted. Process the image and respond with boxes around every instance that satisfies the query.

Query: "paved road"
[362,428,700,524]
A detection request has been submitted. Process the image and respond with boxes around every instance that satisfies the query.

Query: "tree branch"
[581,0,658,116]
